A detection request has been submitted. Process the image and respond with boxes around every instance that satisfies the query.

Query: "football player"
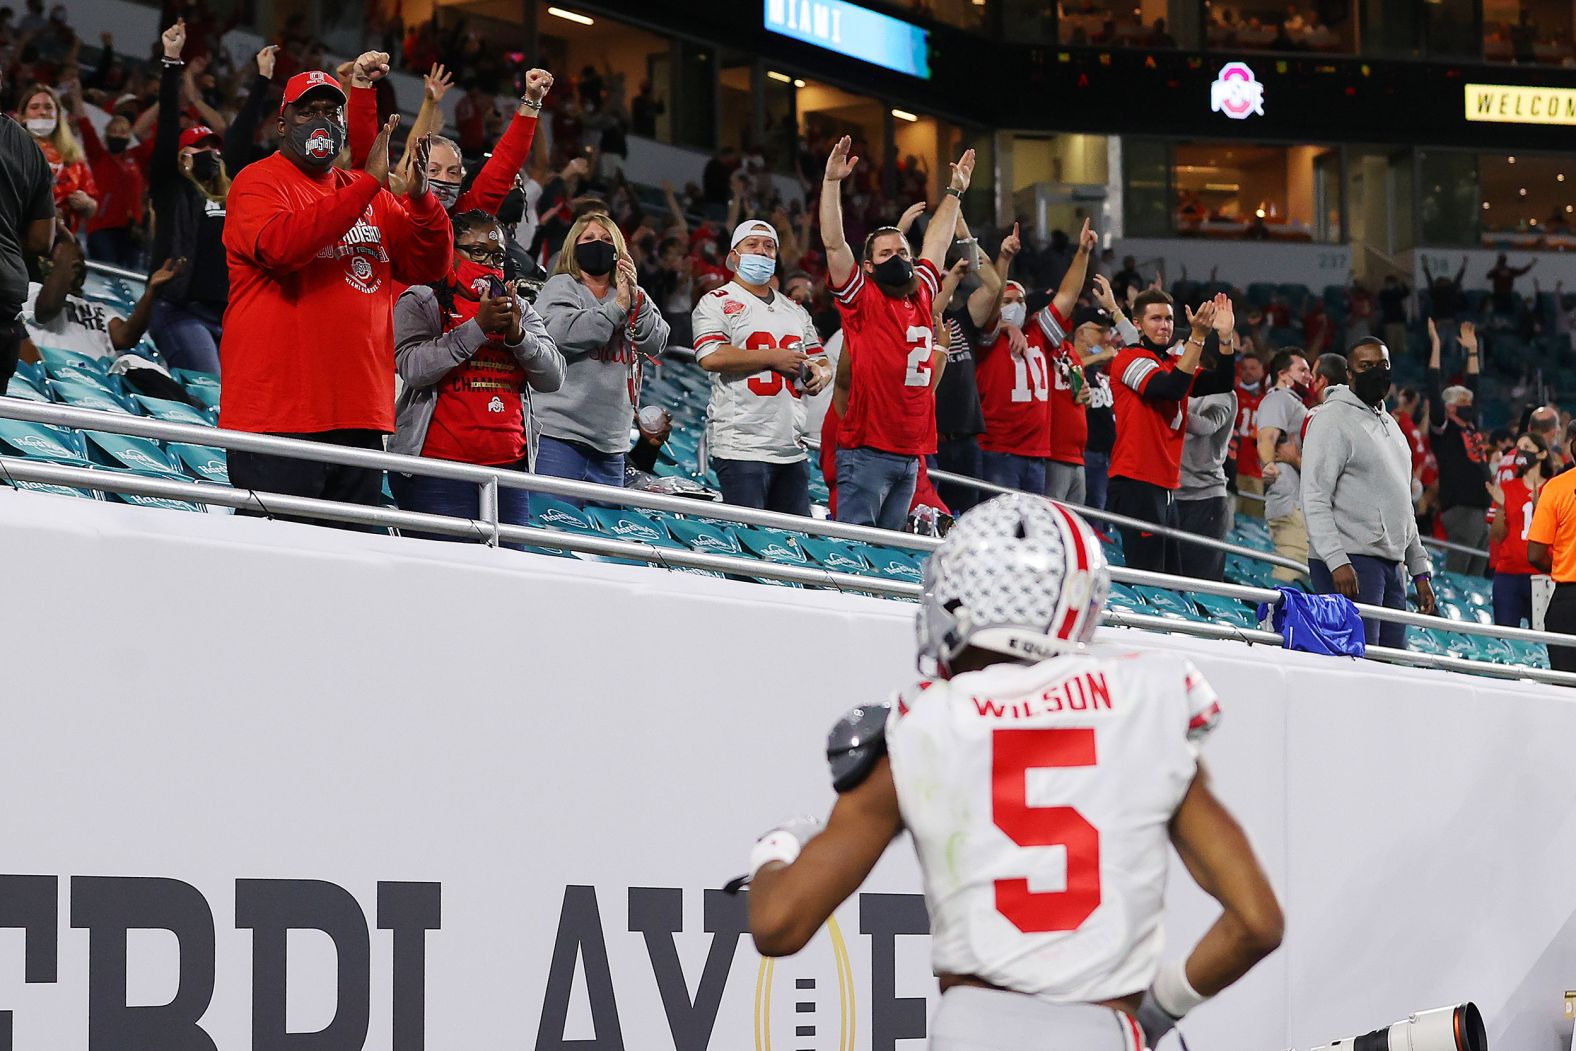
[741,494,1283,1049]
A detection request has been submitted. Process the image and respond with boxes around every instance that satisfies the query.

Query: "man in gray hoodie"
[1301,338,1437,649]
[1178,388,1237,581]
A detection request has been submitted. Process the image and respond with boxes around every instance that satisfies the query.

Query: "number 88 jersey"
[885,650,1221,1004]
[692,281,824,463]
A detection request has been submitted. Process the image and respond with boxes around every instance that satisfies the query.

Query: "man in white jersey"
[693,219,831,514]
[742,493,1283,1049]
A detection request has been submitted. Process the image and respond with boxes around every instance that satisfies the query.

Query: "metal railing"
[2,398,1573,686]
[1228,483,1489,561]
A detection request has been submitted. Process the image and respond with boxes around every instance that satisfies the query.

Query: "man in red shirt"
[1103,288,1238,573]
[1033,219,1100,504]
[821,134,973,528]
[974,280,1051,492]
[1233,353,1265,515]
[221,70,452,513]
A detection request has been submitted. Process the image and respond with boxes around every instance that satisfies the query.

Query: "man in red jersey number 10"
[820,135,973,529]
[739,493,1283,1050]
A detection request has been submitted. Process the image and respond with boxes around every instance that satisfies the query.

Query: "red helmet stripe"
[1052,503,1090,641]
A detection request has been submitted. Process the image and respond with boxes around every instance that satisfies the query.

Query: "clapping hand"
[948,148,975,193]
[364,113,401,188]
[1459,320,1478,353]
[1185,299,1217,338]
[1211,291,1235,337]
[897,201,926,235]
[406,133,431,199]
[1092,273,1119,314]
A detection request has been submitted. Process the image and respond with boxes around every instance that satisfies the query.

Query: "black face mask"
[574,239,617,277]
[871,255,914,289]
[106,135,130,154]
[1454,403,1478,424]
[286,116,345,170]
[1351,365,1391,407]
[189,150,220,182]
[1518,452,1547,477]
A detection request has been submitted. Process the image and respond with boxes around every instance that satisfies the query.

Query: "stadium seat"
[132,395,214,427]
[83,431,187,479]
[5,374,52,402]
[665,516,743,555]
[1132,586,1203,621]
[0,419,92,465]
[733,525,810,565]
[799,536,874,576]
[1193,592,1259,629]
[863,547,924,584]
[51,380,136,415]
[37,346,108,379]
[1,478,101,499]
[167,443,230,485]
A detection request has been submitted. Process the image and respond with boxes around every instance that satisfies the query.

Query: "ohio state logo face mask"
[290,117,344,168]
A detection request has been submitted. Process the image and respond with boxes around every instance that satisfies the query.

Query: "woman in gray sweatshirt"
[531,212,671,497]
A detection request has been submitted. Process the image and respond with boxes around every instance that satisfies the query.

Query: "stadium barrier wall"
[0,492,1572,1051]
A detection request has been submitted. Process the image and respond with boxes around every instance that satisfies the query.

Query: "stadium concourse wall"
[0,492,1572,1051]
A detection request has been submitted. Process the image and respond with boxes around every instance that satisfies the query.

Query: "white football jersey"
[885,649,1221,1004]
[692,282,823,463]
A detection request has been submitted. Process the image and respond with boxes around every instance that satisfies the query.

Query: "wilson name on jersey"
[692,282,823,463]
[885,651,1221,1004]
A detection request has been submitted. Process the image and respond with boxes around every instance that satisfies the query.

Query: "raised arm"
[224,45,277,175]
[1052,217,1096,319]
[818,135,858,289]
[660,180,689,239]
[461,69,552,214]
[921,148,975,270]
[1460,320,1480,380]
[110,257,185,350]
[1424,318,1446,428]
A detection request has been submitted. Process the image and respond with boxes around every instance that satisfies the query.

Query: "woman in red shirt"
[390,211,567,544]
[18,83,98,233]
[1489,432,1551,627]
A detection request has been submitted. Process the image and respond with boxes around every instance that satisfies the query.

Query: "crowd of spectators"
[8,4,1576,660]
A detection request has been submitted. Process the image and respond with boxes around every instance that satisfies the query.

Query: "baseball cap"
[178,125,221,151]
[1071,305,1114,329]
[730,219,778,250]
[279,70,347,114]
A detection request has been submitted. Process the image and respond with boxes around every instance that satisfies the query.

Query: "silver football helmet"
[916,493,1110,673]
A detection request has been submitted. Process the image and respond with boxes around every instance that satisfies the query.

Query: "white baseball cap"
[730,220,778,250]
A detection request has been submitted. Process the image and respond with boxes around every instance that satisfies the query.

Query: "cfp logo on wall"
[1211,62,1265,120]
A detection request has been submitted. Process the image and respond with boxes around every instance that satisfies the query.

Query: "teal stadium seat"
[51,380,135,415]
[168,443,230,485]
[863,547,924,584]
[6,373,52,402]
[665,516,743,556]
[1132,586,1204,621]
[798,536,874,576]
[83,431,187,480]
[733,525,810,565]
[0,419,92,465]
[1193,592,1259,629]
[132,395,214,427]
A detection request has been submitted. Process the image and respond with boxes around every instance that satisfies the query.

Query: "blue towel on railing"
[1256,587,1366,657]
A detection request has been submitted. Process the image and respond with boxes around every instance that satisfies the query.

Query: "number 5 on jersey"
[991,727,1101,933]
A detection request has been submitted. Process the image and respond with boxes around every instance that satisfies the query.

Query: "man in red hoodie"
[220,69,452,512]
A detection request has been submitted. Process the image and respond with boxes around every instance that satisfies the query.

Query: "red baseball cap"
[178,125,221,151]
[279,70,347,114]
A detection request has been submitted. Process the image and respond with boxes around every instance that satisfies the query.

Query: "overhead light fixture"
[794,78,806,88]
[1520,187,1528,196]
[767,70,792,83]
[1508,155,1517,163]
[891,108,919,122]
[1482,201,1490,209]
[547,6,594,25]
[1560,173,1567,182]
[1566,204,1573,213]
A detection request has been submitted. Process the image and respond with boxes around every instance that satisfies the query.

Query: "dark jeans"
[835,446,917,530]
[1083,449,1111,511]
[150,299,223,374]
[1177,495,1231,582]
[87,227,140,270]
[1492,571,1533,628]
[533,435,624,512]
[1310,554,1406,650]
[390,457,531,547]
[713,456,810,515]
[227,428,385,528]
[933,434,983,513]
[980,450,1046,495]
[1106,475,1182,575]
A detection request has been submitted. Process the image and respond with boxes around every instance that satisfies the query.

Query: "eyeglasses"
[455,243,506,267]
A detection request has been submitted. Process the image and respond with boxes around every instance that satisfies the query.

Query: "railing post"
[480,478,500,548]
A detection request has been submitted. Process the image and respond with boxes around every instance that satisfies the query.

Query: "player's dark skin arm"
[1529,540,1553,574]
[749,756,903,957]
[1167,762,1284,996]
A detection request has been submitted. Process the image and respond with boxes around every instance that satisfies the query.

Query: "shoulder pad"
[826,703,890,794]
